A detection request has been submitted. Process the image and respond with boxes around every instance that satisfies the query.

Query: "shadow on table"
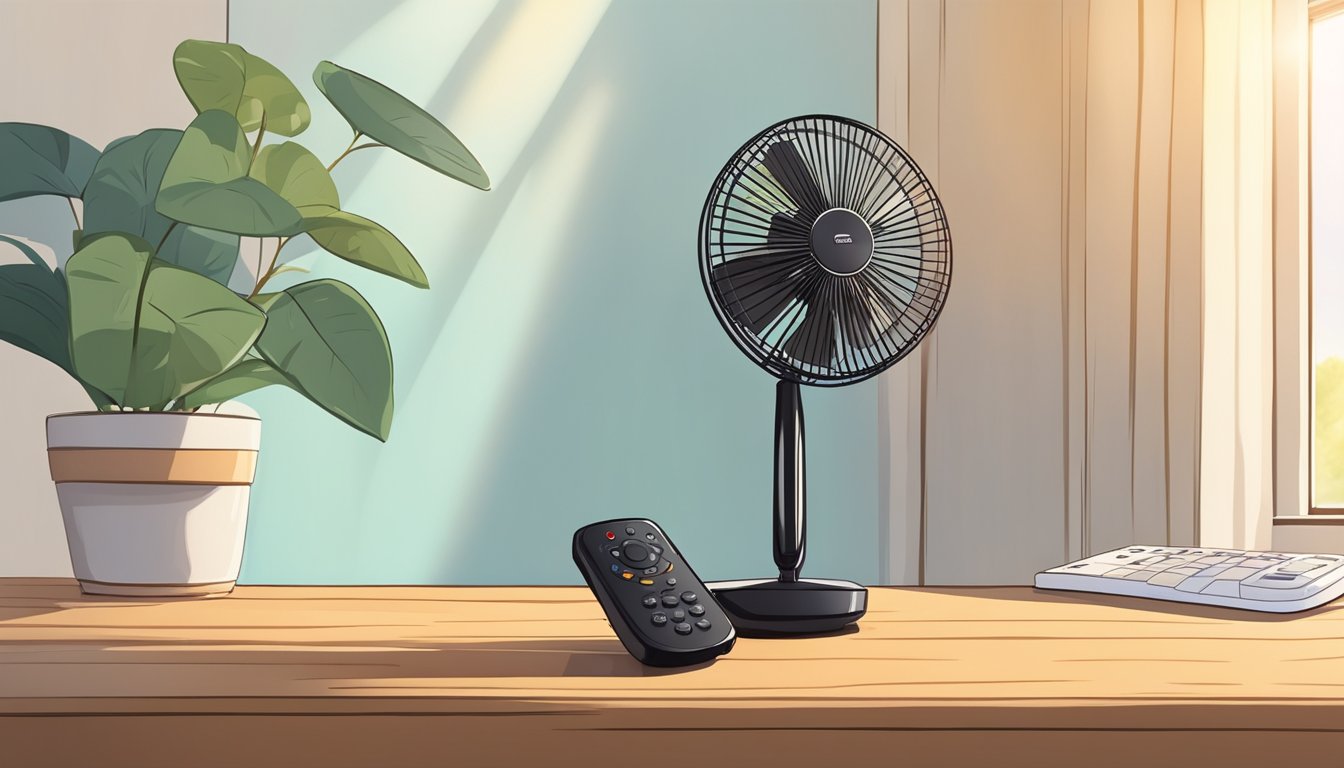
[0,633,718,679]
[888,584,1344,622]
[0,578,88,623]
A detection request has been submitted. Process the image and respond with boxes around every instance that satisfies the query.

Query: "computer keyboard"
[1035,546,1344,613]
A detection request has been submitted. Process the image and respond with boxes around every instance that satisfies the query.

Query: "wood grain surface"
[3,579,1344,766]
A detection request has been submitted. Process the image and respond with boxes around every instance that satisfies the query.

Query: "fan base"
[705,577,867,637]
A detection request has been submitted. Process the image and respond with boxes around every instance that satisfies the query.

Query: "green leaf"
[241,54,311,136]
[81,129,181,243]
[156,110,303,236]
[179,358,294,410]
[0,235,71,371]
[313,61,489,190]
[253,279,393,440]
[67,233,265,408]
[173,40,246,116]
[158,225,239,286]
[0,236,113,408]
[174,40,311,137]
[67,234,150,403]
[0,123,100,202]
[250,141,338,214]
[306,211,428,288]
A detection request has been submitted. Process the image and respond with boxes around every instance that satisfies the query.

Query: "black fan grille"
[699,115,951,386]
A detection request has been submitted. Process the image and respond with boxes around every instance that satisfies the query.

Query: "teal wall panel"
[229,0,880,584]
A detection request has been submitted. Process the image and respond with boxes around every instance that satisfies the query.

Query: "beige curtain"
[876,0,1306,584]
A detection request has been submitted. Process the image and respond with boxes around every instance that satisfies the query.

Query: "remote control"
[573,518,735,667]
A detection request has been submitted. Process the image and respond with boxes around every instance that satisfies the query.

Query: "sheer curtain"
[876,0,1306,584]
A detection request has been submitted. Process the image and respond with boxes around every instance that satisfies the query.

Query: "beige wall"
[877,0,1307,584]
[0,0,226,576]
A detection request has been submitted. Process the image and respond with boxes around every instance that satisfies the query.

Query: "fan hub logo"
[810,208,874,277]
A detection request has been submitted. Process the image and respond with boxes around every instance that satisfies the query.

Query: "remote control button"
[619,540,658,568]
[695,619,711,631]
[621,572,633,580]
[645,533,655,541]
[610,564,619,573]
[609,549,620,558]
[651,613,668,626]
[626,526,636,535]
[688,604,705,616]
[666,578,677,587]
[674,622,692,635]
[661,595,679,607]
[672,609,685,621]
[649,544,664,557]
[639,579,654,585]
[605,531,615,540]
[643,566,659,575]
[680,591,698,604]
[642,595,658,608]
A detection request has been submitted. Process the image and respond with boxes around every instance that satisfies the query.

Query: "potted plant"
[0,40,488,596]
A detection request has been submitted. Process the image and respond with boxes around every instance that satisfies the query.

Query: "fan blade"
[765,211,805,249]
[781,294,836,369]
[868,283,904,340]
[834,278,906,363]
[711,247,805,336]
[833,279,877,351]
[763,140,826,216]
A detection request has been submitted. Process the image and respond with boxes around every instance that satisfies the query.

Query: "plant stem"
[249,236,296,299]
[67,198,80,229]
[327,132,361,171]
[156,221,178,253]
[326,133,382,172]
[251,119,266,163]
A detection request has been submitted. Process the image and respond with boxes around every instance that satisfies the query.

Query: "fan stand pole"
[704,381,868,637]
[774,380,805,582]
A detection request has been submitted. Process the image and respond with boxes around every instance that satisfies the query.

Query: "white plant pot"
[45,411,260,597]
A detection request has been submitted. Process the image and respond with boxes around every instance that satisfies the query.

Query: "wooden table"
[2,578,1343,766]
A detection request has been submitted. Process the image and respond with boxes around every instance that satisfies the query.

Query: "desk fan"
[698,114,951,635]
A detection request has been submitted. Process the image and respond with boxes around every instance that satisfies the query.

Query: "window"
[1312,3,1344,511]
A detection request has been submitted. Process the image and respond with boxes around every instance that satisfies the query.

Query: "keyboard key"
[1175,576,1215,593]
[1219,566,1261,582]
[1123,570,1160,581]
[1147,572,1187,587]
[1195,564,1231,578]
[1200,579,1241,597]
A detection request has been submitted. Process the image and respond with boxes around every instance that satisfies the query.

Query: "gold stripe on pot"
[47,448,258,485]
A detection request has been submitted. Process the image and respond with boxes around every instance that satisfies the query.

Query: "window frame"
[1309,0,1344,514]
